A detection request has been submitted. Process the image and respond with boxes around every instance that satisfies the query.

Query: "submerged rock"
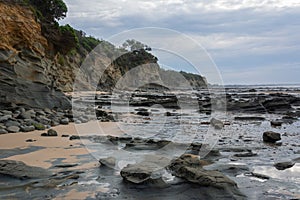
[234,116,265,121]
[270,120,283,126]
[204,163,250,176]
[124,139,171,151]
[210,118,224,129]
[234,150,258,157]
[136,111,150,116]
[274,161,295,170]
[263,131,281,143]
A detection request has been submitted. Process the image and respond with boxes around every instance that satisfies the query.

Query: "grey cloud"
[60,0,300,84]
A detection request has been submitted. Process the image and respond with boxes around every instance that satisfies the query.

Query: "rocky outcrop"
[168,154,245,198]
[0,160,52,179]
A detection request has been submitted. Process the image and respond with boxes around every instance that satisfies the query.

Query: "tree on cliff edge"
[29,0,67,22]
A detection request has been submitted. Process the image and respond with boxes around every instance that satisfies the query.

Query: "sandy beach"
[0,122,122,169]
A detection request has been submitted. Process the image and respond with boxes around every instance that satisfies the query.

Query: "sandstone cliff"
[0,1,72,109]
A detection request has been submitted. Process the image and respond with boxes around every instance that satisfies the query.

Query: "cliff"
[0,1,69,109]
[0,0,207,109]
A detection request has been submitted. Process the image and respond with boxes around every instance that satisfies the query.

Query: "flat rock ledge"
[0,160,52,179]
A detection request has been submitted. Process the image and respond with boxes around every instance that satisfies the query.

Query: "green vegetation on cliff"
[27,0,67,22]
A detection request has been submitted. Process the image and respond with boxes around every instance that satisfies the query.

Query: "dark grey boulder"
[41,129,58,137]
[36,110,46,116]
[54,163,78,168]
[69,135,80,140]
[47,129,58,136]
[19,110,34,119]
[263,131,281,143]
[60,118,69,125]
[4,120,21,127]
[0,115,11,122]
[136,111,150,116]
[7,126,20,133]
[1,110,12,115]
[25,139,36,142]
[36,116,51,125]
[274,161,295,170]
[0,129,8,134]
[20,125,35,132]
[61,134,69,137]
[270,120,283,126]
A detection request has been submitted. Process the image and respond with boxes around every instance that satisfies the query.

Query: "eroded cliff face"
[0,2,78,109]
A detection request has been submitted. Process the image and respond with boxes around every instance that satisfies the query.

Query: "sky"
[60,0,300,85]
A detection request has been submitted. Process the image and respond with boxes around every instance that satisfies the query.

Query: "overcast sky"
[61,0,300,85]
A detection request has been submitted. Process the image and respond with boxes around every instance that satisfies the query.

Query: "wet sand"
[0,122,122,169]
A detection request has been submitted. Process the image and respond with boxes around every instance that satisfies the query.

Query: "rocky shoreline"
[0,86,300,199]
[0,104,114,135]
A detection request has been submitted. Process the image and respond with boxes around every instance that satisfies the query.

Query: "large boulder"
[120,162,165,185]
[173,165,237,188]
[168,154,243,197]
[20,125,35,132]
[6,126,20,133]
[99,157,116,168]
